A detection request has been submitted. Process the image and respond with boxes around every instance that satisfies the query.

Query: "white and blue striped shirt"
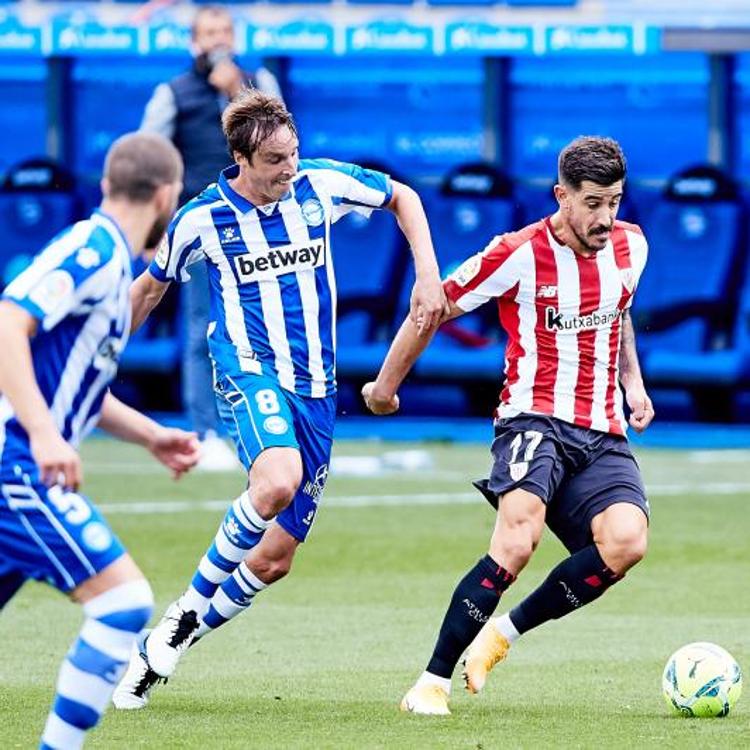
[0,210,133,479]
[150,159,392,397]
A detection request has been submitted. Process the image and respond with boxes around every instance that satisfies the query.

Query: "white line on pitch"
[96,481,750,515]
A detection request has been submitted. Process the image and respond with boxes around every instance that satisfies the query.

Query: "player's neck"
[99,199,151,257]
[548,212,596,259]
[228,174,279,209]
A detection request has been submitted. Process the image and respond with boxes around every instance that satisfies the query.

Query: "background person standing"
[140,5,283,470]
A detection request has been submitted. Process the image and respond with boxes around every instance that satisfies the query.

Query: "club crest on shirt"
[619,267,635,293]
[301,198,325,227]
[28,270,74,315]
[510,461,529,482]
[451,254,482,287]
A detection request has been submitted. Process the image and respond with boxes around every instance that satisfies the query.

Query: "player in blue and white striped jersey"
[114,90,447,708]
[0,133,200,749]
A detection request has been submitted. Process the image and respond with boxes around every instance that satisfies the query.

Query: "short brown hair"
[104,132,183,202]
[191,5,232,38]
[558,136,626,190]
[222,89,297,163]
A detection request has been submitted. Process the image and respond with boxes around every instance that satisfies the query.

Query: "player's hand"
[148,427,201,479]
[409,276,449,335]
[29,428,82,490]
[626,386,655,433]
[361,382,400,415]
[208,60,244,98]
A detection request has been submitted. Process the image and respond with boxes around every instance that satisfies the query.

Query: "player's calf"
[41,579,153,749]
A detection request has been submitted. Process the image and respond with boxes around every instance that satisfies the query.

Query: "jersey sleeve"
[300,158,393,223]
[148,207,204,283]
[2,228,117,331]
[443,236,525,313]
[623,228,648,309]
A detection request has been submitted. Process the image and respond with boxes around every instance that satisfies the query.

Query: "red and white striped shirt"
[444,218,648,436]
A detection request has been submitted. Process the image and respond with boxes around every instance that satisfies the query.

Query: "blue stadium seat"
[333,163,409,379]
[405,163,516,393]
[635,166,747,418]
[0,159,78,292]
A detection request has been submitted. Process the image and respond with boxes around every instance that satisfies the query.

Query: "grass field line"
[84,462,464,480]
[97,479,750,515]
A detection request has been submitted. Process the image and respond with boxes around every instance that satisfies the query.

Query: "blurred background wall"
[1,0,748,425]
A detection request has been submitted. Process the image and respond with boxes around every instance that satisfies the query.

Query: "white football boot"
[112,634,166,710]
[145,602,199,678]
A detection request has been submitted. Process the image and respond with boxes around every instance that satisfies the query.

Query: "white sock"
[416,671,451,695]
[493,613,521,643]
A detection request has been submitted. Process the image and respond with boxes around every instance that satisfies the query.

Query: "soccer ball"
[662,642,742,717]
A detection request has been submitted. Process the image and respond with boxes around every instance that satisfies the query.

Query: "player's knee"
[249,554,293,584]
[492,525,537,570]
[253,476,300,517]
[84,578,154,633]
[600,526,648,574]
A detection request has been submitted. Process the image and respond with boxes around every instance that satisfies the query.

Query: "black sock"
[426,555,515,678]
[509,544,621,635]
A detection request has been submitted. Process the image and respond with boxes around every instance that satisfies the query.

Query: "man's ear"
[154,183,174,213]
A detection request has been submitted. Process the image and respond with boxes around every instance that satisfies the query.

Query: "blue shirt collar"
[93,208,135,258]
[218,164,291,214]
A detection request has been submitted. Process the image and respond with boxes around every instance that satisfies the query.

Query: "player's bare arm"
[98,393,201,479]
[386,181,448,334]
[0,300,82,489]
[362,299,464,415]
[130,270,171,332]
[619,309,654,433]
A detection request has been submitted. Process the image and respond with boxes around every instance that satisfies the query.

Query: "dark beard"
[145,213,170,251]
[573,225,609,253]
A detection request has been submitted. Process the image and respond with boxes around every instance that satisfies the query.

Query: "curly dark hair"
[558,136,626,189]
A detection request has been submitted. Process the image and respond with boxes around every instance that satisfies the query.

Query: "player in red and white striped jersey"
[363,136,655,715]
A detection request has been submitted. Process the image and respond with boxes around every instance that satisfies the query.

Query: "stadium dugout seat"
[0,158,78,293]
[635,165,747,420]
[334,161,410,379]
[402,162,519,411]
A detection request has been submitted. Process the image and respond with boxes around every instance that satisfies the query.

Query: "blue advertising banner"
[147,22,191,55]
[0,16,43,55]
[445,22,535,55]
[545,25,653,55]
[51,16,140,56]
[247,20,335,55]
[346,20,433,55]
[0,13,665,58]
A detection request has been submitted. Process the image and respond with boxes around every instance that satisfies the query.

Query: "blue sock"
[179,491,272,617]
[40,579,153,750]
[197,563,268,637]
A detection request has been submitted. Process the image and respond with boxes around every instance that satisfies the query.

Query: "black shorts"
[474,414,650,554]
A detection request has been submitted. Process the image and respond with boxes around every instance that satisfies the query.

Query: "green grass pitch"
[1,439,748,749]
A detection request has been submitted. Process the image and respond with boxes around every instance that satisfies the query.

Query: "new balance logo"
[234,240,325,283]
[536,285,557,298]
